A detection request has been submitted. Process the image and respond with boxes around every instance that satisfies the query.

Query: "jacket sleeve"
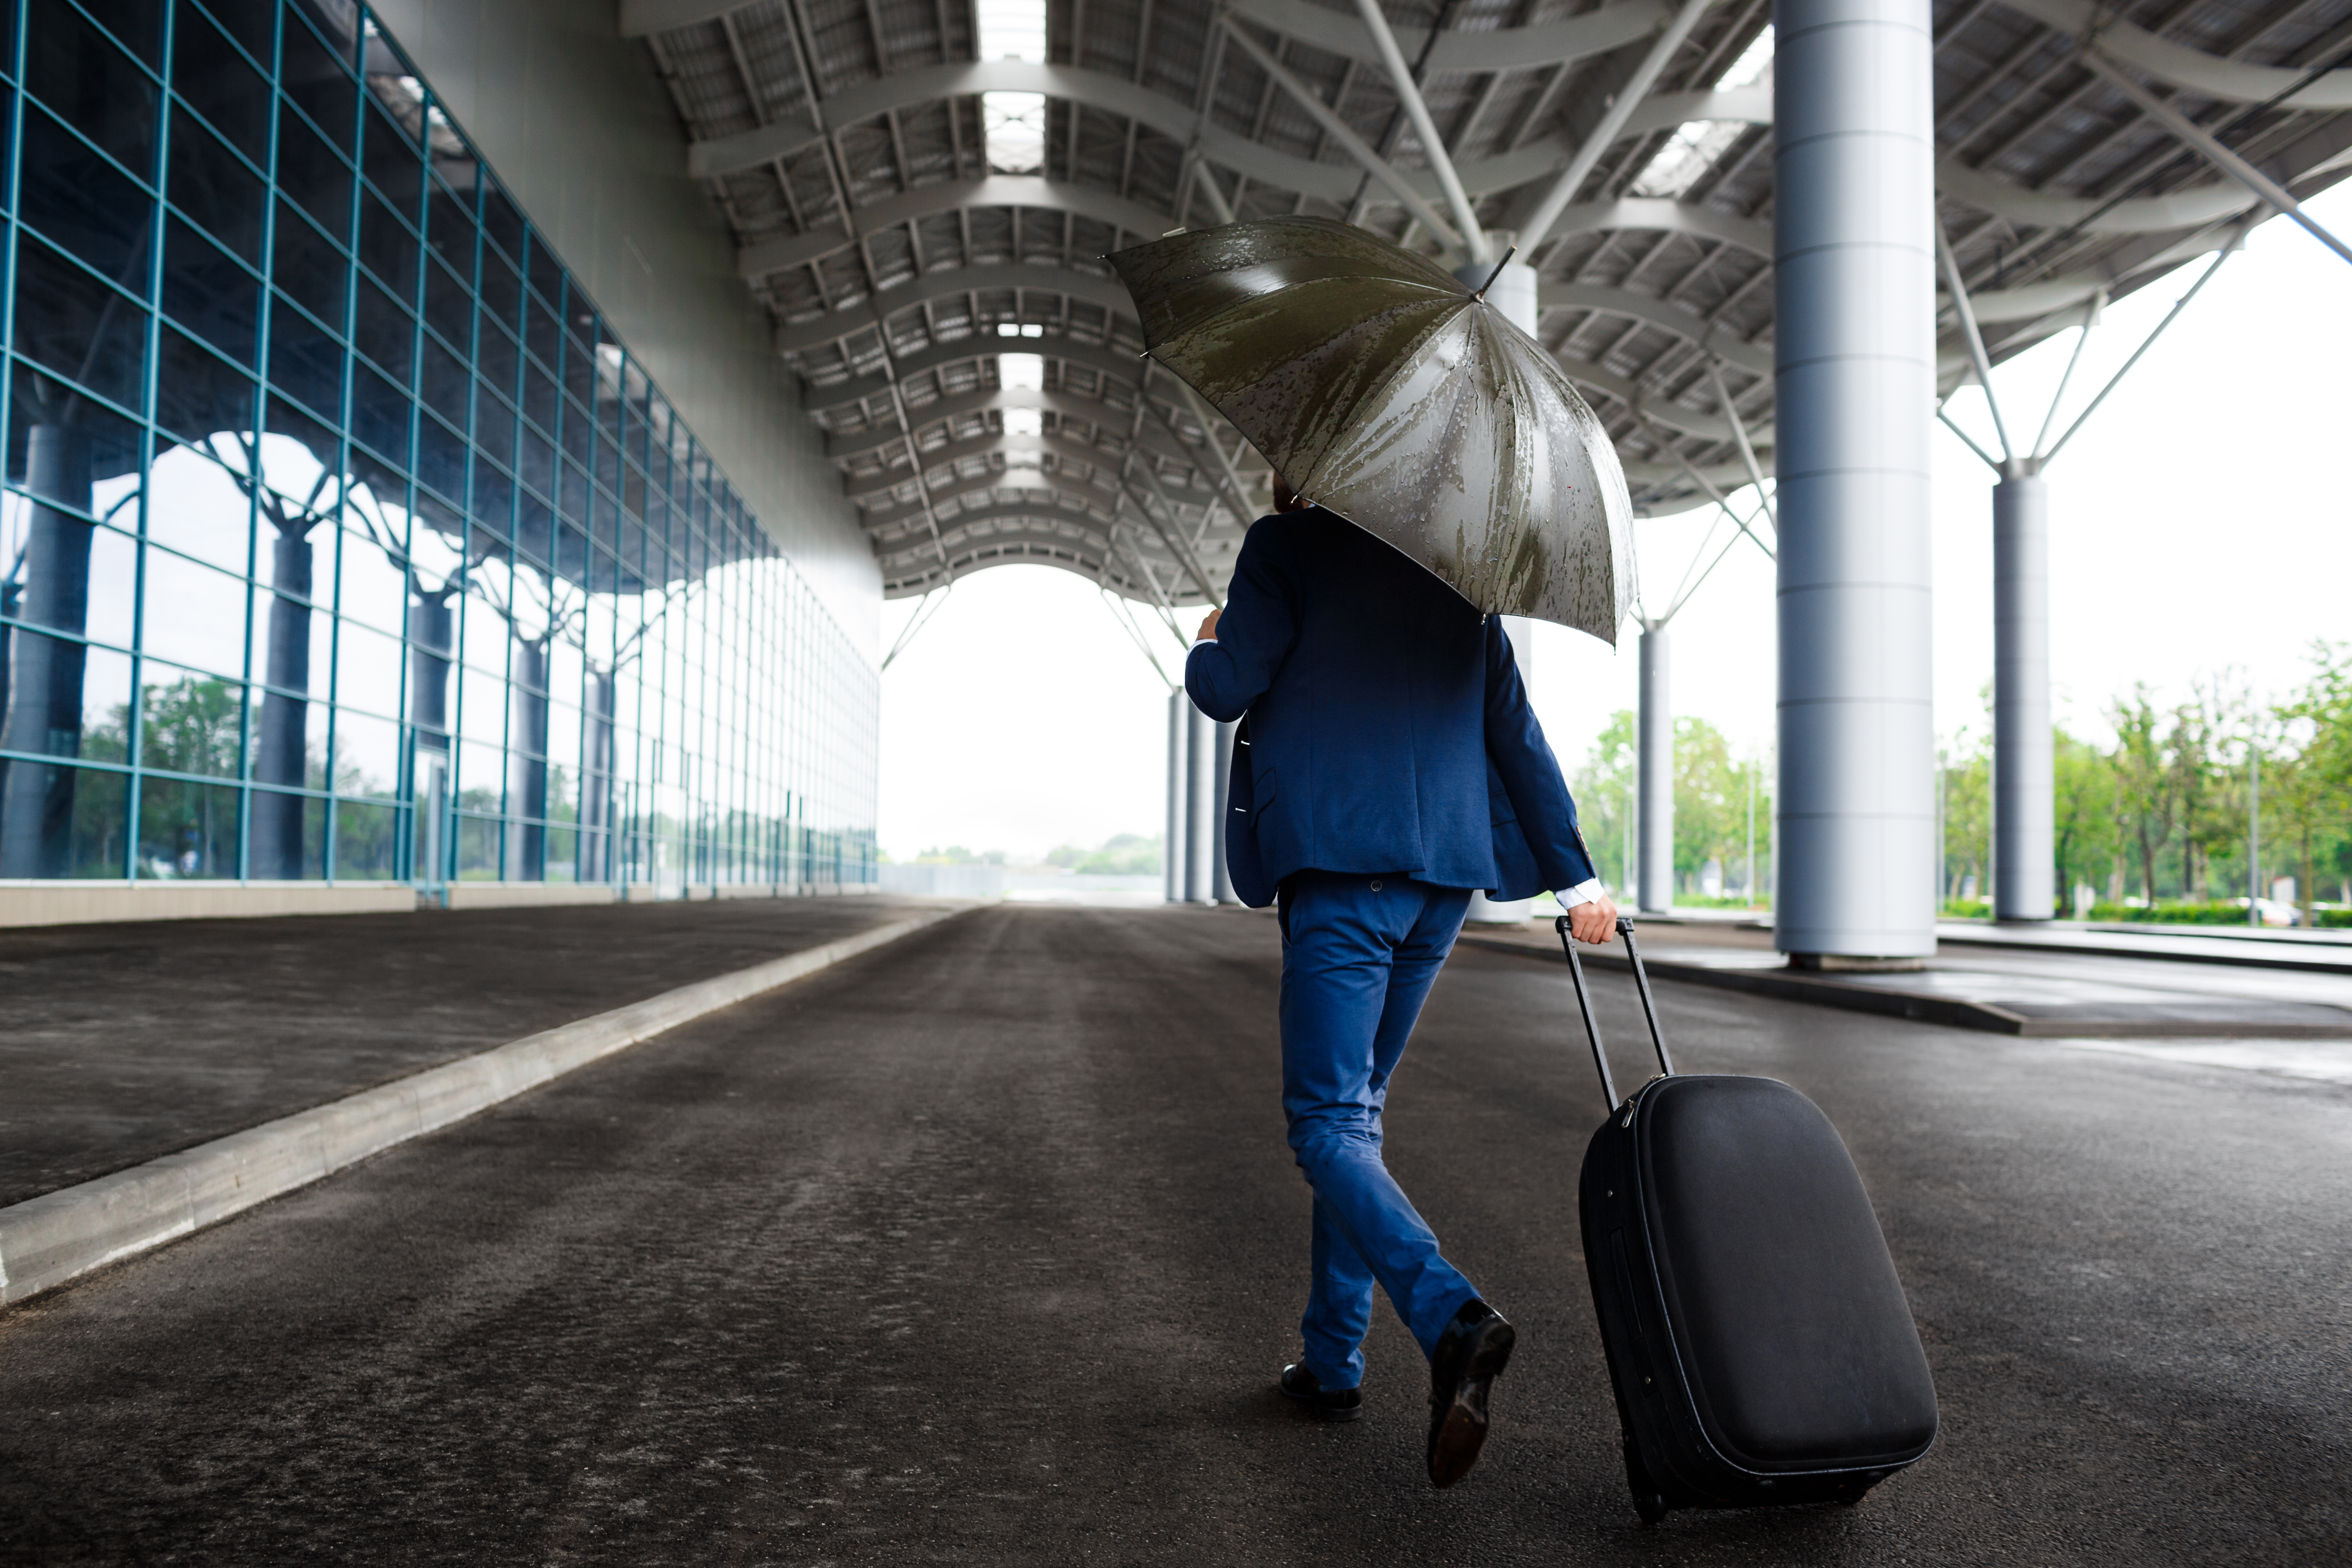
[1184,521,1296,722]
[1483,618,1599,890]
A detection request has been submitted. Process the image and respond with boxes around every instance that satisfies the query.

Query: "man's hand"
[1568,894,1619,945]
[1196,606,1221,641]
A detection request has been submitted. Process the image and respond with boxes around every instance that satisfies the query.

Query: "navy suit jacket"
[1185,508,1597,909]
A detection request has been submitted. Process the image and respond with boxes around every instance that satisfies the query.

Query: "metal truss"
[630,0,2352,602]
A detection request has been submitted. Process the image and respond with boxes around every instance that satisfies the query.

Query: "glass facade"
[0,0,877,891]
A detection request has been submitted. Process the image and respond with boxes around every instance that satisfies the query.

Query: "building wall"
[0,0,878,904]
[365,0,881,650]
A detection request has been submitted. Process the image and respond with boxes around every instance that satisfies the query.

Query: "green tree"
[1568,710,1636,893]
[2052,726,2120,912]
[1938,726,1990,903]
[2109,688,2174,904]
[2276,641,2352,921]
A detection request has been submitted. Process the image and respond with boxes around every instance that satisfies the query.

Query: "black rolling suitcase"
[1558,916,1938,1523]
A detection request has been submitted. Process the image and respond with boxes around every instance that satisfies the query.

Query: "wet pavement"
[1464,918,2352,1037]
[2,903,2348,1564]
[0,895,935,1206]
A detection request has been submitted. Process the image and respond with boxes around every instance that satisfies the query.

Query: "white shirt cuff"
[1191,637,1216,648]
[1557,878,1606,909]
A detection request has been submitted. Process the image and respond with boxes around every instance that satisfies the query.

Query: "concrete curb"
[0,905,972,1307]
[1456,933,2352,1039]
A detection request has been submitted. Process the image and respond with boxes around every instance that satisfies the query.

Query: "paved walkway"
[4,904,2347,1564]
[1463,919,2352,1038]
[0,896,937,1206]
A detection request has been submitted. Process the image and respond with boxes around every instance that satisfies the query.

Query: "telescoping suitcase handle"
[1554,914,1675,1112]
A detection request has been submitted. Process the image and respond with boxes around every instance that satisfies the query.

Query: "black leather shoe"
[1279,1363,1364,1421]
[1426,1299,1515,1488]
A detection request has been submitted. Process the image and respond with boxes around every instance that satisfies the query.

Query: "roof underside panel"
[632,0,2352,604]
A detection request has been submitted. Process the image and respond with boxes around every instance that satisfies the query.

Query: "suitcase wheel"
[1622,1439,1669,1526]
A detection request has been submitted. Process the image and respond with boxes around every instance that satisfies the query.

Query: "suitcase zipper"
[1620,1073,1669,1127]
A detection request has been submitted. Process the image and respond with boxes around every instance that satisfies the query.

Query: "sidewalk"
[0,897,947,1209]
[1458,917,2352,1038]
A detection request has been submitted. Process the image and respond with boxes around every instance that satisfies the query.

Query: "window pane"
[361,99,420,207]
[356,187,416,298]
[145,440,253,572]
[0,761,128,877]
[280,10,354,144]
[333,796,397,877]
[76,0,162,66]
[247,786,323,877]
[416,408,463,503]
[198,0,273,71]
[275,107,350,238]
[162,216,259,363]
[425,174,475,278]
[271,200,348,328]
[417,332,465,426]
[137,662,243,776]
[167,111,264,261]
[349,362,410,469]
[154,326,256,446]
[172,1,269,162]
[0,631,129,760]
[139,550,246,675]
[135,773,238,877]
[421,255,468,351]
[26,0,159,176]
[332,704,398,795]
[331,612,402,718]
[352,273,412,383]
[268,293,345,420]
[474,317,516,397]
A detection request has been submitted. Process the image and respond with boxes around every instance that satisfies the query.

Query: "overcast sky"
[875,186,2352,864]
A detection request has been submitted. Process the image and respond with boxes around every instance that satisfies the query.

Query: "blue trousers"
[1278,871,1480,1390]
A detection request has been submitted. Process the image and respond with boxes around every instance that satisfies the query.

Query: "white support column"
[1186,698,1216,903]
[1773,0,1937,963]
[1213,718,1239,903]
[1993,474,2052,922]
[1638,623,1675,914]
[1165,691,1187,903]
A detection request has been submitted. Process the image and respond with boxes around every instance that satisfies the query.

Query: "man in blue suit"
[1188,480,1618,1490]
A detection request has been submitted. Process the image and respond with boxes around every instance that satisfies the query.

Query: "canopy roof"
[627,0,2352,607]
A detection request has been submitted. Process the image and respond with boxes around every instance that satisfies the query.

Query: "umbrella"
[1107,217,1636,645]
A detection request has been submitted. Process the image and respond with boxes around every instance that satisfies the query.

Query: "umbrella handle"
[1471,245,1517,300]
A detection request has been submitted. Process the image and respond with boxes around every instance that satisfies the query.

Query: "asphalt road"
[4,904,2348,1565]
[0,896,933,1204]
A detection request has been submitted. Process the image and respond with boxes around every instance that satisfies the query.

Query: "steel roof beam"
[772,264,1136,356]
[804,336,1150,413]
[1517,0,1722,254]
[1936,157,2258,234]
[2077,48,2352,268]
[1218,21,1470,253]
[1996,0,2352,109]
[739,176,1174,278]
[1226,0,1670,78]
[1350,0,1490,262]
[1536,281,1773,376]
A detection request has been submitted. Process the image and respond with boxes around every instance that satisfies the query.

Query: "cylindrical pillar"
[253,522,315,880]
[1992,474,2052,922]
[1185,698,1216,902]
[1212,718,1238,903]
[1773,0,1937,960]
[1637,623,1675,913]
[1165,690,1187,903]
[0,425,95,879]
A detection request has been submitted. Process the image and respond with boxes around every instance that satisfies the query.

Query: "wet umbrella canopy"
[1108,217,1636,645]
